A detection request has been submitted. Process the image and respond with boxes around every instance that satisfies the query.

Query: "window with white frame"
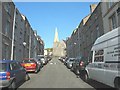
[94,49,104,62]
[4,44,9,60]
[109,13,117,30]
[5,20,10,36]
[96,25,100,38]
[108,0,115,9]
[4,3,11,15]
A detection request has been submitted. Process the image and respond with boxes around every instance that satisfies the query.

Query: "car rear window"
[0,63,7,72]
[69,59,74,61]
[23,60,36,63]
[40,57,44,58]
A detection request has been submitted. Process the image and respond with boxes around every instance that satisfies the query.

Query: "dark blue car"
[0,60,30,89]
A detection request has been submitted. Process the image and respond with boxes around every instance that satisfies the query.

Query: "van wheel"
[9,81,16,90]
[114,77,120,89]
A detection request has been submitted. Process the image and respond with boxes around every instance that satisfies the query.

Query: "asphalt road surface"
[19,57,111,89]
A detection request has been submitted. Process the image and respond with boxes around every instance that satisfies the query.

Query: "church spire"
[54,27,59,42]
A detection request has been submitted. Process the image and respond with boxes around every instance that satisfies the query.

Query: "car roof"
[23,58,34,60]
[69,58,75,59]
[0,60,18,63]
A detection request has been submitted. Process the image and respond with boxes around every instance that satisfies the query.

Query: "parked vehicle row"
[0,55,52,90]
[59,56,89,76]
[59,27,120,89]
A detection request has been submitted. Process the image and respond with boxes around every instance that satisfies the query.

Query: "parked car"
[0,60,30,89]
[71,58,89,75]
[33,58,43,68]
[46,55,52,61]
[62,57,66,63]
[59,56,67,63]
[40,56,47,65]
[66,58,75,69]
[64,57,69,65]
[21,58,40,73]
[58,57,63,62]
[36,55,47,65]
[44,56,49,64]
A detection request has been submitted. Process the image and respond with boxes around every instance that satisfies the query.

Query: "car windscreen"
[0,63,7,72]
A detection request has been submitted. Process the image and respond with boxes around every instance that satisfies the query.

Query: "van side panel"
[87,27,120,88]
[105,36,119,62]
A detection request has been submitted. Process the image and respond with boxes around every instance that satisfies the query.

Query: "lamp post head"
[74,42,76,45]
[23,42,26,46]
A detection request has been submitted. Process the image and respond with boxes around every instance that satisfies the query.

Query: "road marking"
[49,62,57,65]
[50,62,53,64]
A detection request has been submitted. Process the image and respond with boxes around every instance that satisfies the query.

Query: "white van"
[84,27,120,88]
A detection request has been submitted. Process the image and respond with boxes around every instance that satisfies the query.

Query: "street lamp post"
[23,42,26,59]
[29,29,31,59]
[73,42,76,58]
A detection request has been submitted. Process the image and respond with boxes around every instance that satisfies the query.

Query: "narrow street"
[19,57,94,88]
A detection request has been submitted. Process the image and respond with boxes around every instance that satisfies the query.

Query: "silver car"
[66,58,75,69]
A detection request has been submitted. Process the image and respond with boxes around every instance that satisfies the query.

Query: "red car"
[21,58,40,73]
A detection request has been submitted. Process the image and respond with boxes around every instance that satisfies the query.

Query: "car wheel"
[35,67,38,73]
[83,72,89,82]
[114,78,120,90]
[70,67,74,71]
[9,81,16,90]
[25,73,30,81]
[75,69,80,75]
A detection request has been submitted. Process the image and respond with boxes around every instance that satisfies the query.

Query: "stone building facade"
[66,2,120,61]
[13,8,25,60]
[66,3,104,61]
[0,1,44,61]
[0,1,2,59]
[82,3,104,61]
[101,2,119,33]
[1,2,15,60]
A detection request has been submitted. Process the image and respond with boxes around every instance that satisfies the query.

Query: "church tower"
[53,27,66,57]
[53,27,60,56]
[54,27,59,43]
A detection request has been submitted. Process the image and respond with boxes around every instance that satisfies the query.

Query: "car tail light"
[80,61,84,66]
[31,63,36,67]
[6,72,10,80]
[21,63,24,66]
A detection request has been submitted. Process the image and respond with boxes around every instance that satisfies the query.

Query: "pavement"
[18,57,95,89]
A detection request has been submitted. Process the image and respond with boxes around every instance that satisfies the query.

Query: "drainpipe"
[11,7,16,60]
[29,28,31,59]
